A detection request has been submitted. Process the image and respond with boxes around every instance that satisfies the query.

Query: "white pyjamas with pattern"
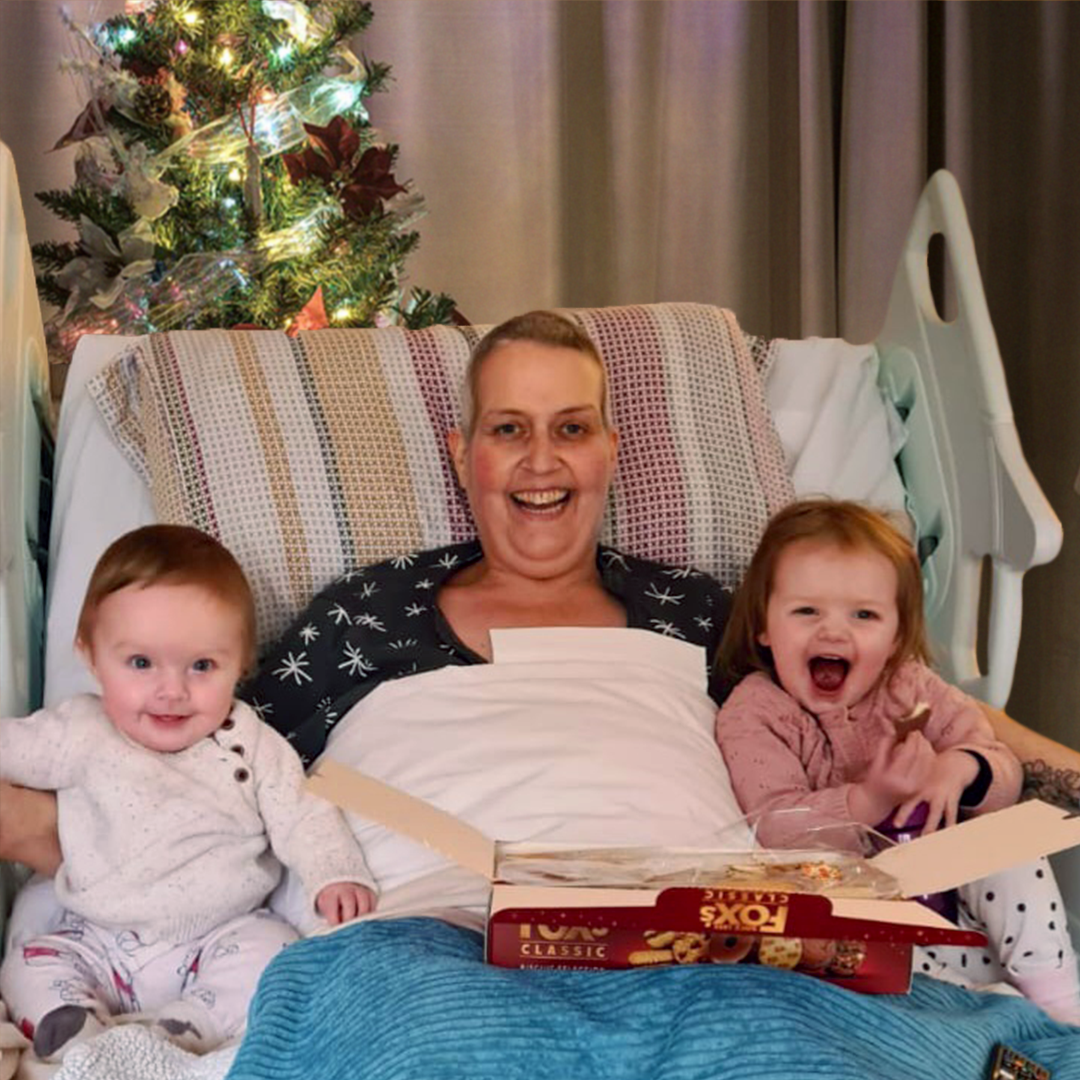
[0,908,296,1045]
[916,857,1076,994]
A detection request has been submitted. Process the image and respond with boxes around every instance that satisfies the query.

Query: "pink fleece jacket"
[715,660,1023,851]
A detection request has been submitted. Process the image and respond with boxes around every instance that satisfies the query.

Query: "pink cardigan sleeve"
[715,673,866,851]
[906,664,1023,813]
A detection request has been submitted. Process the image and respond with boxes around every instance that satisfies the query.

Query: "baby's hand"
[895,748,979,835]
[316,882,377,926]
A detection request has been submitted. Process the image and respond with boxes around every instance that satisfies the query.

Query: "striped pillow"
[89,304,793,650]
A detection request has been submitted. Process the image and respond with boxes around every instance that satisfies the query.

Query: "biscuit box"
[307,760,1080,995]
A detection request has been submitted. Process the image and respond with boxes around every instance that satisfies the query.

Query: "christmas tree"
[34,0,457,363]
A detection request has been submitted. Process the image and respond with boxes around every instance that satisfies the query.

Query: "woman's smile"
[510,487,572,512]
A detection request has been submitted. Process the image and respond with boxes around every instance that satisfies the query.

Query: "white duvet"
[269,627,752,928]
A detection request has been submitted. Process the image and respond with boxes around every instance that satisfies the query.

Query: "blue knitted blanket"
[226,918,1080,1080]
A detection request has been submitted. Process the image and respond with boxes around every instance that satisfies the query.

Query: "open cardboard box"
[308,759,1080,994]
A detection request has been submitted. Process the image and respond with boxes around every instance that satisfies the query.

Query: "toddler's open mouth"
[809,656,850,692]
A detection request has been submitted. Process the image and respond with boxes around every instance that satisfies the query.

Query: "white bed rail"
[0,141,50,720]
[875,169,1062,709]
[0,140,51,936]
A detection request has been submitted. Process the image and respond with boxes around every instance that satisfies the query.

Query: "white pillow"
[766,337,908,514]
[317,628,752,900]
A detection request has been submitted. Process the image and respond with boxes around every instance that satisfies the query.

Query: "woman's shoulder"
[599,546,731,644]
[310,540,484,607]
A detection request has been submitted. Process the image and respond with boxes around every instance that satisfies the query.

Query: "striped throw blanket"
[225,918,1080,1080]
[88,305,793,650]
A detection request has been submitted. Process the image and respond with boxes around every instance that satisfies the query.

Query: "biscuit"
[756,937,803,970]
[671,933,709,965]
[709,934,755,964]
[894,702,931,740]
[628,948,675,966]
[797,938,837,973]
[798,861,843,885]
[827,940,867,976]
[643,931,677,949]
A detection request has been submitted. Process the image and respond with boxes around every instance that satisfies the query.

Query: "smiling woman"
[236,310,732,765]
[442,313,623,659]
[229,311,745,914]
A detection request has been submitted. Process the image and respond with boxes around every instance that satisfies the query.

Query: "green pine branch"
[398,288,460,330]
[32,239,82,273]
[36,187,137,233]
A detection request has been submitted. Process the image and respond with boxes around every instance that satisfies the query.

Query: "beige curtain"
[2,0,1077,744]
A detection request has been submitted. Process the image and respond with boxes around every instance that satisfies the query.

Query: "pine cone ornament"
[134,80,172,125]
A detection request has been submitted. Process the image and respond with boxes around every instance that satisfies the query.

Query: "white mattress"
[43,333,907,706]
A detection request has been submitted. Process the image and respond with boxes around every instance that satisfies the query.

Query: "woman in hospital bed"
[2,309,1079,982]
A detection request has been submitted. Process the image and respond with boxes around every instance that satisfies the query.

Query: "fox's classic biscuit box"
[308,761,1080,995]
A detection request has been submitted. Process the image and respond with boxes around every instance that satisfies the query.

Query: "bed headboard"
[0,140,51,718]
[81,308,796,653]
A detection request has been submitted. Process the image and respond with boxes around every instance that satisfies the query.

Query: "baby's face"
[759,539,900,715]
[81,582,246,753]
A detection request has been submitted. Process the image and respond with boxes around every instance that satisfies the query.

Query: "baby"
[715,497,1080,1022]
[0,525,376,1060]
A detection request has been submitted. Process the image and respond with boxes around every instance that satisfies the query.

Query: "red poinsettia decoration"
[339,147,405,221]
[283,116,406,222]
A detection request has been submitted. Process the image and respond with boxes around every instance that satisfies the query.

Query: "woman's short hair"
[716,497,931,686]
[460,310,611,434]
[77,524,257,674]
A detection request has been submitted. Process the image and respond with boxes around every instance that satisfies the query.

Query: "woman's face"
[449,340,617,583]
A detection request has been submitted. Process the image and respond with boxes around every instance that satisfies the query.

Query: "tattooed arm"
[980,704,1080,810]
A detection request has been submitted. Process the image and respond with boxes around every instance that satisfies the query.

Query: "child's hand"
[316,882,377,926]
[894,748,979,835]
[850,731,937,824]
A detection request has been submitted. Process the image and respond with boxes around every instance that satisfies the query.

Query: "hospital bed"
[1,138,1076,1078]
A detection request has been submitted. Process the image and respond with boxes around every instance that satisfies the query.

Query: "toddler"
[715,497,1080,1022]
[0,525,376,1060]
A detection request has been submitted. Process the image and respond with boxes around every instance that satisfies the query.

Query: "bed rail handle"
[876,169,1062,709]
